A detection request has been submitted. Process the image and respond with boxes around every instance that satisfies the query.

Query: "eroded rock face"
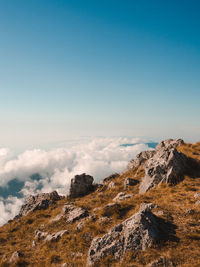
[139,139,187,193]
[127,150,155,170]
[87,203,174,266]
[69,173,94,198]
[18,191,62,217]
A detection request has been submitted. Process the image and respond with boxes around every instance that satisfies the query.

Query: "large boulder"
[139,139,187,193]
[87,203,175,266]
[69,173,94,198]
[18,191,62,217]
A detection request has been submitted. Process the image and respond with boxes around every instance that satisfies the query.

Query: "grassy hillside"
[0,142,200,267]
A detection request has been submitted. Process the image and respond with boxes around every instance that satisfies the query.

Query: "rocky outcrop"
[87,203,175,266]
[113,192,132,202]
[34,229,68,243]
[18,191,62,217]
[148,256,174,267]
[51,203,89,223]
[102,173,119,183]
[69,173,94,198]
[127,150,155,170]
[139,139,187,193]
[45,230,68,242]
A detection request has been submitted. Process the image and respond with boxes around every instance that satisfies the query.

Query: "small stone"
[148,256,174,267]
[108,181,116,189]
[9,251,23,263]
[194,192,200,199]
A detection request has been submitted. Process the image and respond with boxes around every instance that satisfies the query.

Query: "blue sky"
[0,0,199,149]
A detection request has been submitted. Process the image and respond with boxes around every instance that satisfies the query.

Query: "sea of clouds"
[0,137,156,225]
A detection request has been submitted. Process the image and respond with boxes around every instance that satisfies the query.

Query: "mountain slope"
[0,140,200,267]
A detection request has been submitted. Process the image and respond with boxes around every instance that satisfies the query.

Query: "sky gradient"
[0,0,199,150]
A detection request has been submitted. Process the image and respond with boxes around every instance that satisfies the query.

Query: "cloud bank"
[0,137,154,225]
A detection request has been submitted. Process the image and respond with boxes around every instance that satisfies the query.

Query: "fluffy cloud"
[0,137,153,225]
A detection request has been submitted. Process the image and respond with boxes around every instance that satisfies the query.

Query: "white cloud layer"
[0,137,153,225]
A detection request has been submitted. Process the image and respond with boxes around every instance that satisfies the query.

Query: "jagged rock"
[139,139,187,193]
[18,191,62,217]
[69,173,94,198]
[156,138,184,151]
[34,229,68,242]
[9,251,23,263]
[34,230,48,241]
[107,181,116,189]
[148,256,174,267]
[103,173,119,183]
[127,150,155,170]
[124,177,139,189]
[50,203,89,223]
[113,192,132,202]
[63,203,89,223]
[45,230,68,242]
[87,203,175,266]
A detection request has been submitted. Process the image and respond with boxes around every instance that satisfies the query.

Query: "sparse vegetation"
[0,142,200,266]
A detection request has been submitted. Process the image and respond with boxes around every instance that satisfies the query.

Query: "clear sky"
[0,0,199,149]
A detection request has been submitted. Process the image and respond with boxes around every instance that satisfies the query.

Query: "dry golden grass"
[0,142,200,266]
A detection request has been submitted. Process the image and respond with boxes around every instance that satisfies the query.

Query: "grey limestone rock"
[50,203,89,223]
[87,203,174,266]
[18,191,62,217]
[69,173,94,198]
[44,230,68,242]
[139,139,187,193]
[113,192,132,202]
[127,150,156,170]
